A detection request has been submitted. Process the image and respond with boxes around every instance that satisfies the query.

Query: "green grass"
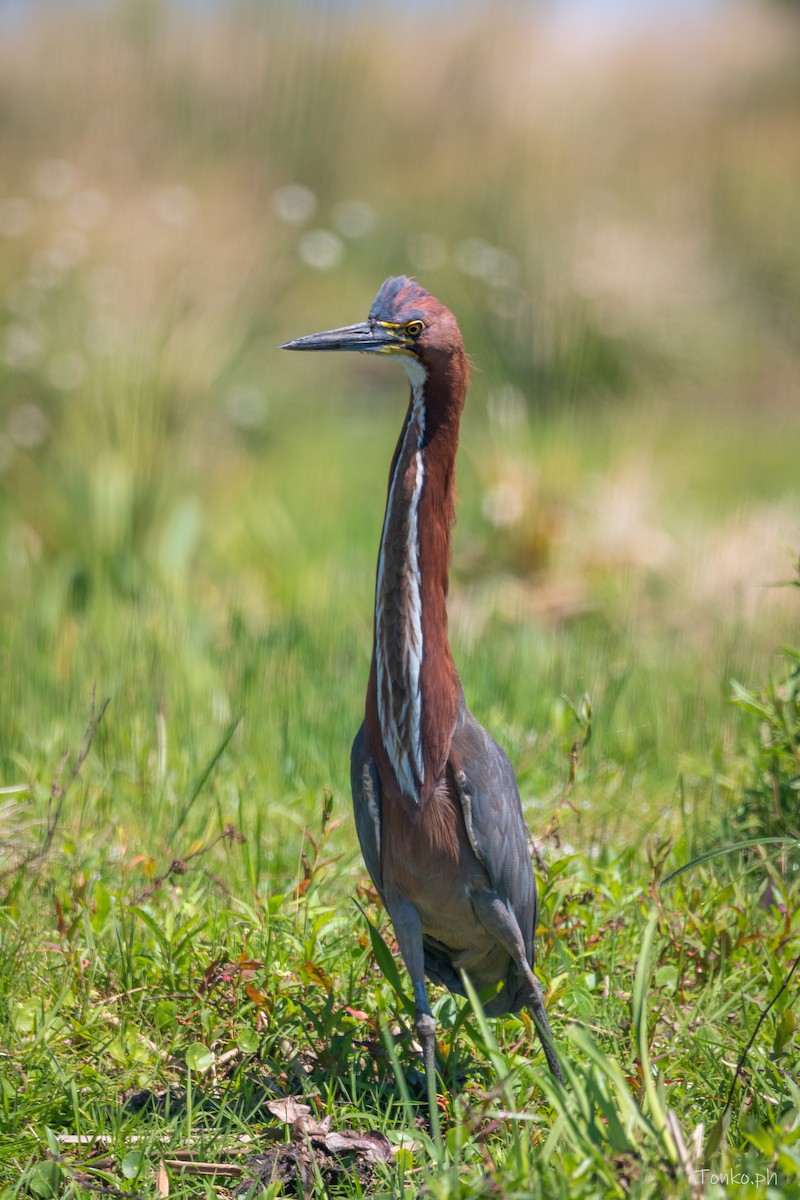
[1,3,800,1196]
[1,773,798,1197]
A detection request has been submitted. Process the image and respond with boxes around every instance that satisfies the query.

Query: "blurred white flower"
[3,324,43,370]
[4,281,40,319]
[583,466,674,573]
[455,238,518,288]
[482,479,525,528]
[86,263,125,307]
[485,249,519,289]
[6,522,42,567]
[0,198,33,239]
[85,314,120,356]
[273,183,317,225]
[331,200,376,239]
[298,229,343,271]
[455,238,493,278]
[407,233,446,271]
[488,288,523,320]
[571,220,710,332]
[69,188,108,229]
[487,384,528,432]
[49,229,89,270]
[152,185,196,227]
[27,231,89,289]
[226,384,268,431]
[47,352,87,391]
[7,403,49,449]
[34,159,78,201]
[27,251,62,291]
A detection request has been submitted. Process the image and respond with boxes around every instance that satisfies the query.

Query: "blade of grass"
[378,1013,440,1163]
[354,899,414,1019]
[662,838,797,885]
[170,716,241,841]
[632,912,676,1163]
[459,971,508,1090]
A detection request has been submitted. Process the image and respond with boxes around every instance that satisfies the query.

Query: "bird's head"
[281,276,466,386]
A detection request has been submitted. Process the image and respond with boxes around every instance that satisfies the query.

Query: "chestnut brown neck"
[364,346,469,814]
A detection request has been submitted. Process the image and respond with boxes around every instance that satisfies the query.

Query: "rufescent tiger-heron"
[282,277,563,1110]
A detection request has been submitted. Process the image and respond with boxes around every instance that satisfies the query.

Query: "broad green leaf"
[155,1000,179,1031]
[11,998,41,1035]
[121,1150,146,1180]
[25,1162,62,1198]
[655,964,678,992]
[237,1026,259,1054]
[185,1043,214,1073]
[729,679,773,719]
[705,1105,732,1158]
[743,1125,774,1156]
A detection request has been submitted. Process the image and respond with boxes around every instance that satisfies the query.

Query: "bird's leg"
[385,896,441,1141]
[385,898,436,1070]
[412,981,437,1083]
[472,892,564,1084]
[523,972,564,1083]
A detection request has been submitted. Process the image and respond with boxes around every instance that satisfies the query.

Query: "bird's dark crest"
[370,276,434,325]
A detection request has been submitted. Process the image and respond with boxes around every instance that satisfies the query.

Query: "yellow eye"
[405,320,424,338]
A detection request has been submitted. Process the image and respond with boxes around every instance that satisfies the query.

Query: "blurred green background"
[1,0,799,873]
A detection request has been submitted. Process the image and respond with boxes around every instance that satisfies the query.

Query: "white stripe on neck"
[375,361,428,801]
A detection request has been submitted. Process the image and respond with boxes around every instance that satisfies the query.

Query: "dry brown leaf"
[303,960,333,990]
[291,1113,331,1140]
[156,1159,169,1197]
[266,1096,311,1124]
[245,982,270,1008]
[322,1129,393,1164]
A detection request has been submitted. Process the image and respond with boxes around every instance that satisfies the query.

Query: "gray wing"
[350,723,384,902]
[449,701,538,969]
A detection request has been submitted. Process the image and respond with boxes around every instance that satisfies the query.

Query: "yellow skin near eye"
[374,319,425,354]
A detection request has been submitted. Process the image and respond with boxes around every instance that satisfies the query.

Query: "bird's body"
[282,277,562,1089]
[353,698,535,1001]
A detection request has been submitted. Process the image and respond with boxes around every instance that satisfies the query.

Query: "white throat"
[401,354,428,391]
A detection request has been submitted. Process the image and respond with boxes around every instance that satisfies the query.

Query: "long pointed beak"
[280,321,400,354]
